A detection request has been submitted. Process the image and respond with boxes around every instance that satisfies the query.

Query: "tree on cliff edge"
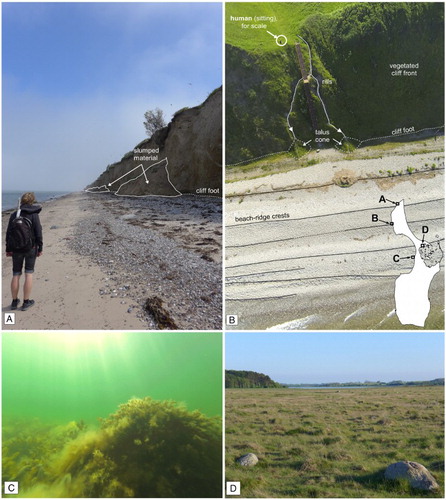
[144,108,166,137]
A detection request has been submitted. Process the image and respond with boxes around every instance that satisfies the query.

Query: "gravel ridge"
[69,193,222,330]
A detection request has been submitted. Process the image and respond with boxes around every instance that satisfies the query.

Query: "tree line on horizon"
[225,370,283,388]
[225,370,444,389]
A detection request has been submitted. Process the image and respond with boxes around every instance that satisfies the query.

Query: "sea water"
[2,332,222,497]
[2,191,71,211]
[289,385,383,390]
[3,332,222,422]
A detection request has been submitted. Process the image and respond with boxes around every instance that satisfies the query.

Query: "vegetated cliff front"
[87,87,222,197]
[226,3,444,164]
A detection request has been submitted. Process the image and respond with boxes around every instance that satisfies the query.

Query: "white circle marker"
[275,35,287,46]
[266,30,288,47]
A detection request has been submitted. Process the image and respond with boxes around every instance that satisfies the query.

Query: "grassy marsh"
[225,387,444,498]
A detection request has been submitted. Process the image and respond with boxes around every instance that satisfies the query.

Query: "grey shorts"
[12,248,37,275]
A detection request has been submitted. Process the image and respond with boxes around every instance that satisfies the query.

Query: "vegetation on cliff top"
[226,2,353,53]
[226,2,444,164]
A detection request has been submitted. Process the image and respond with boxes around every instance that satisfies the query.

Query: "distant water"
[2,190,71,211]
[289,386,383,390]
[3,331,222,423]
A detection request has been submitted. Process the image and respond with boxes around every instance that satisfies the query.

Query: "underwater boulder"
[80,397,222,498]
[3,398,222,498]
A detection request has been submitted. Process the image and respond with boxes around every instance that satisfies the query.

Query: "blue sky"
[226,332,445,384]
[2,2,222,191]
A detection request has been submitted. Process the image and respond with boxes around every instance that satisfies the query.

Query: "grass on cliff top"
[226,2,354,53]
[226,386,444,498]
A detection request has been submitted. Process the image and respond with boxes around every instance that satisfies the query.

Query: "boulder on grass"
[236,453,258,467]
[384,461,439,491]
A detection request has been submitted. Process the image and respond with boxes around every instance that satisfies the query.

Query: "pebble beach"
[2,192,222,330]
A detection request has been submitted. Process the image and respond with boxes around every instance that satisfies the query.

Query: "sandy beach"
[2,192,222,330]
[225,142,444,330]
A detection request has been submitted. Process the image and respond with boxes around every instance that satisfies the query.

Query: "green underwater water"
[2,332,223,497]
[3,331,222,423]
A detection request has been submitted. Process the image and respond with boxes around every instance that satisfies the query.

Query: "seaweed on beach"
[3,397,222,498]
[144,296,178,329]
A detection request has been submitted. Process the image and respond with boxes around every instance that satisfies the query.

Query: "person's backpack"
[7,208,34,253]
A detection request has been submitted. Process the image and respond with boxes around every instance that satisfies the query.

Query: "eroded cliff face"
[87,88,222,196]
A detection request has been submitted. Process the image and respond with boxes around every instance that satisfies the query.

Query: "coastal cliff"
[87,87,222,196]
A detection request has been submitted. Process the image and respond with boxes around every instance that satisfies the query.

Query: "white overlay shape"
[391,200,440,327]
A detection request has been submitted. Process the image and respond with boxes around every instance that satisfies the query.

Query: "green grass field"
[226,387,444,498]
[226,2,353,53]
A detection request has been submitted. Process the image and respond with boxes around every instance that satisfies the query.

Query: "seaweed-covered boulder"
[384,461,439,491]
[56,397,222,497]
[236,453,258,467]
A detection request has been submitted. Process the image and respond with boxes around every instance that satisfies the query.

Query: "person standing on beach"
[5,192,43,311]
